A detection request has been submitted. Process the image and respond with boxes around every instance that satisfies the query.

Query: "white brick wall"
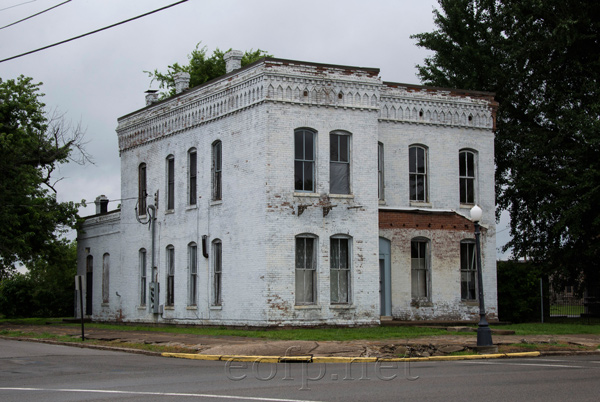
[77,57,497,325]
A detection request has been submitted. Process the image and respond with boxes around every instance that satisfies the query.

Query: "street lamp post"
[470,205,493,347]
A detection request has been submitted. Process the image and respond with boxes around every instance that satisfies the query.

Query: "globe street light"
[470,205,493,347]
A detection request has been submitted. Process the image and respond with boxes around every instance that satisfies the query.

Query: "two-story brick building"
[77,51,497,326]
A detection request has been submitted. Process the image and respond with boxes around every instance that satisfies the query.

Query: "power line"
[0,0,36,12]
[0,0,71,31]
[0,0,188,63]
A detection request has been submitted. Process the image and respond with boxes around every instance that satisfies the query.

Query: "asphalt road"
[1,339,599,401]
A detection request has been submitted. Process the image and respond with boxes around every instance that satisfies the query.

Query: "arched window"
[166,245,175,306]
[294,128,316,192]
[459,150,477,204]
[378,142,385,200]
[138,163,147,216]
[188,148,197,205]
[188,242,198,306]
[295,234,317,305]
[166,155,175,210]
[330,130,351,194]
[409,145,428,202]
[330,235,352,304]
[102,253,110,304]
[411,238,430,300]
[139,249,147,305]
[460,240,477,300]
[85,255,93,315]
[212,240,222,305]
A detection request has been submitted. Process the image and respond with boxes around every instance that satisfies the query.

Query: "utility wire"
[0,0,71,31]
[0,0,36,12]
[0,0,188,63]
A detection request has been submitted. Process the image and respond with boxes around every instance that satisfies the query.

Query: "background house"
[77,52,497,326]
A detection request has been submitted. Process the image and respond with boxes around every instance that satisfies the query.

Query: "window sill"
[294,304,321,310]
[329,194,354,199]
[165,210,174,215]
[210,200,222,206]
[330,304,355,310]
[186,305,198,310]
[138,305,146,310]
[210,305,222,310]
[460,203,476,209]
[186,205,198,211]
[461,300,479,306]
[164,306,174,310]
[101,303,109,307]
[410,201,432,208]
[378,199,386,205]
[294,192,320,198]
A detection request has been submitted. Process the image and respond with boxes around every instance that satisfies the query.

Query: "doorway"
[379,237,391,317]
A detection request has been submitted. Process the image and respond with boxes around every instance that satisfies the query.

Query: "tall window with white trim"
[139,249,147,305]
[459,150,476,204]
[411,238,430,300]
[294,128,316,192]
[295,235,317,305]
[330,131,350,194]
[166,245,175,306]
[188,243,198,305]
[461,241,477,300]
[330,236,351,304]
[409,145,428,202]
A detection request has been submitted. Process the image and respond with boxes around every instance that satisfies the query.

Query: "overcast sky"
[0,0,511,257]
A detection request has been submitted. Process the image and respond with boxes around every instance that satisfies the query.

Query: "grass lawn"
[1,317,450,341]
[494,322,600,335]
[2,318,600,341]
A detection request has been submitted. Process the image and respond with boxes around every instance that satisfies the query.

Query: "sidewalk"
[2,322,599,360]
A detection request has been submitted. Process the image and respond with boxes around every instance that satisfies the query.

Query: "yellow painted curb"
[162,353,221,361]
[162,351,541,363]
[312,356,378,364]
[379,351,541,362]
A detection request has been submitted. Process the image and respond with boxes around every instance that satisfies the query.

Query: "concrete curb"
[161,351,542,363]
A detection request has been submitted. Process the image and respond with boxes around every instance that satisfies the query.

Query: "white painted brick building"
[77,53,498,326]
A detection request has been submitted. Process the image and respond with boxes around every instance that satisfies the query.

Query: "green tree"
[412,0,600,291]
[0,76,87,279]
[0,239,77,317]
[147,43,271,97]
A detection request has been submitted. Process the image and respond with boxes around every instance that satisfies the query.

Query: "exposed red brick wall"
[379,209,475,232]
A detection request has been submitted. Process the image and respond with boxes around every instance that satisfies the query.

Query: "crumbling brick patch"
[379,209,480,232]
